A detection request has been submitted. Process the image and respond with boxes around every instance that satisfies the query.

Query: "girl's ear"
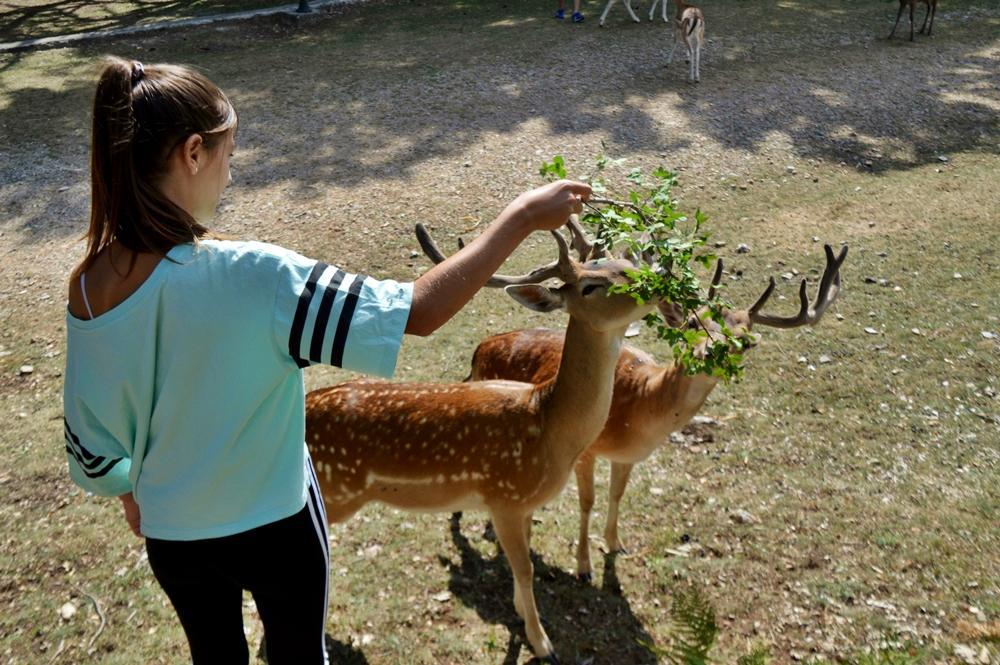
[175,133,204,176]
[505,284,564,313]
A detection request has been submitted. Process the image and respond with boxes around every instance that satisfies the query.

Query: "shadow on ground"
[436,513,657,665]
[1,0,997,242]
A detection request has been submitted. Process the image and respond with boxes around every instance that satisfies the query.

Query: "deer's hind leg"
[604,462,635,552]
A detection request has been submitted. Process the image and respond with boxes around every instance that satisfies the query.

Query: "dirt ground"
[0,0,998,663]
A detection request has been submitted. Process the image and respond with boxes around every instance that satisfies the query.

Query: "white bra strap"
[79,273,95,320]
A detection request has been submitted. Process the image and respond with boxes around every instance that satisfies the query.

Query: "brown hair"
[75,57,237,278]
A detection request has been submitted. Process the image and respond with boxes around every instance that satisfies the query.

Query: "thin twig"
[47,639,67,664]
[74,587,106,650]
[586,197,651,224]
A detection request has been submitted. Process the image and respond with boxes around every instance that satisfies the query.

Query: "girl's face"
[191,131,234,222]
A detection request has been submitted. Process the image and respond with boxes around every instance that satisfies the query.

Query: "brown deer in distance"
[305,225,654,661]
[665,0,706,82]
[418,224,847,580]
[888,0,938,41]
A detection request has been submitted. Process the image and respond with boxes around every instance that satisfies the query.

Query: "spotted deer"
[419,226,847,579]
[666,0,705,83]
[305,225,654,661]
[888,0,938,41]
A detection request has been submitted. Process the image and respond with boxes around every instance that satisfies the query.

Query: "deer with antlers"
[888,0,938,41]
[305,225,653,661]
[419,225,847,580]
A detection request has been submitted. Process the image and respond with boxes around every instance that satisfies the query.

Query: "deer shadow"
[437,513,658,665]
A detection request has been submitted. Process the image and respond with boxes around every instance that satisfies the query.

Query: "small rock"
[18,365,33,376]
[785,165,796,174]
[797,355,808,364]
[818,355,832,364]
[953,644,977,665]
[432,591,452,602]
[59,602,77,620]
[981,331,997,340]
[690,415,720,427]
[911,328,922,336]
[864,327,878,335]
[954,273,963,280]
[650,487,664,496]
[877,278,888,286]
[736,243,750,254]
[780,272,795,281]
[937,155,949,163]
[979,646,990,664]
[835,313,844,321]
[864,276,877,284]
[729,509,756,524]
[714,240,727,248]
[409,250,419,258]
[462,161,471,167]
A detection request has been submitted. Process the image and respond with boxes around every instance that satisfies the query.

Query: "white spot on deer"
[436,474,445,484]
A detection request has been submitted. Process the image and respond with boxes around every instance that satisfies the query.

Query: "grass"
[0,0,294,43]
[0,0,998,663]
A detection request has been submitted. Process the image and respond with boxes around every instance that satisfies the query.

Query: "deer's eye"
[581,284,604,297]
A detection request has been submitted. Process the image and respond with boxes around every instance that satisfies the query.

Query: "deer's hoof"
[576,571,593,583]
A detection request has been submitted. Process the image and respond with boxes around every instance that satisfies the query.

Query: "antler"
[748,244,848,328]
[415,221,585,287]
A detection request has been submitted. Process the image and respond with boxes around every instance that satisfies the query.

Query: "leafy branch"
[540,151,750,382]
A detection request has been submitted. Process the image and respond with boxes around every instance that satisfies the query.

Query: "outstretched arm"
[405,180,591,337]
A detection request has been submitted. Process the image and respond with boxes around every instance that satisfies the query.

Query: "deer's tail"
[684,15,699,36]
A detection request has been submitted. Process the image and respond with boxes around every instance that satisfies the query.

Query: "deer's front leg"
[888,2,904,39]
[647,0,658,21]
[492,510,555,660]
[574,453,597,581]
[604,462,635,552]
[598,0,617,26]
[666,27,680,64]
[624,0,640,23]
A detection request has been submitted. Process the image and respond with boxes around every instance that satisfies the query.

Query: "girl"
[63,56,590,664]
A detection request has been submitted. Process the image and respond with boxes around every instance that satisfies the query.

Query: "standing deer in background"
[305,226,653,662]
[888,0,938,41]
[419,226,847,580]
[666,0,705,83]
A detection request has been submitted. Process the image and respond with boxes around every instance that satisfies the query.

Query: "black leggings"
[146,475,330,665]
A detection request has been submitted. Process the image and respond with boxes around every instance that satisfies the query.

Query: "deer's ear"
[505,285,564,313]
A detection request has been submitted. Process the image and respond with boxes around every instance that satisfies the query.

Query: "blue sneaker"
[553,8,565,19]
[571,11,585,22]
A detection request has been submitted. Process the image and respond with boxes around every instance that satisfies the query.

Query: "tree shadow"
[437,513,658,665]
[1,0,997,244]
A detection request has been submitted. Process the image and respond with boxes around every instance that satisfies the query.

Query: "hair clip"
[131,61,145,86]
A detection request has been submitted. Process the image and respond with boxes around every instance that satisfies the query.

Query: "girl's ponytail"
[78,57,237,278]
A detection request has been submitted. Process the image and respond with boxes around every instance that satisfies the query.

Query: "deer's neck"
[652,363,720,422]
[542,317,624,464]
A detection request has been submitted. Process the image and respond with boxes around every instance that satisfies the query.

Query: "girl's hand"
[118,492,141,537]
[507,180,592,232]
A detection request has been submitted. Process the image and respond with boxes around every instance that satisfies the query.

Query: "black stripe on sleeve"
[64,419,100,463]
[309,269,346,364]
[65,445,123,479]
[329,274,367,368]
[288,262,330,368]
[63,419,124,479]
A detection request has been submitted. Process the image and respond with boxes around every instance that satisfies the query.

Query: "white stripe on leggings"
[305,458,330,665]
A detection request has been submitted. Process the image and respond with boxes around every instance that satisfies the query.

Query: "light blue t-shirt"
[62,240,413,540]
